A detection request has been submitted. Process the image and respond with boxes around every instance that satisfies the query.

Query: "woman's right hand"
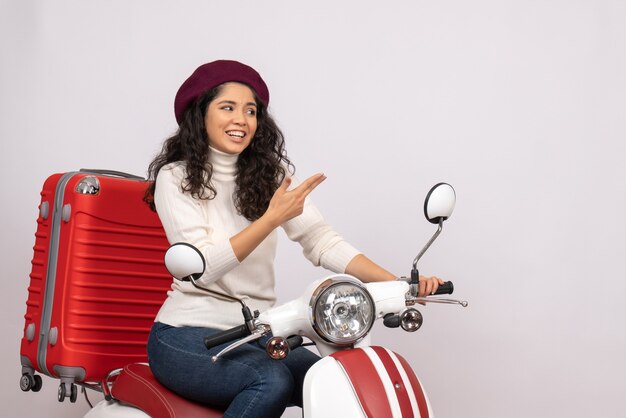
[264,173,326,227]
[230,173,326,262]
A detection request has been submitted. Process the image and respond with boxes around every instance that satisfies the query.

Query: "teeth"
[227,131,245,138]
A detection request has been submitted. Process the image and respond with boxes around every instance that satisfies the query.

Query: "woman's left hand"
[418,275,445,297]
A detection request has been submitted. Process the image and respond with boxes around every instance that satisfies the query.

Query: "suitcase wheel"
[58,383,66,402]
[20,374,33,391]
[32,375,43,392]
[70,383,78,403]
[57,382,78,403]
[20,373,42,392]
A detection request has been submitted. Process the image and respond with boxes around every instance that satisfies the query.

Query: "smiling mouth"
[226,130,245,138]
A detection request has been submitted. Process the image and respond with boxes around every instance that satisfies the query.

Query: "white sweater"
[153,147,361,329]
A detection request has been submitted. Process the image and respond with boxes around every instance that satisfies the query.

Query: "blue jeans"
[147,322,320,418]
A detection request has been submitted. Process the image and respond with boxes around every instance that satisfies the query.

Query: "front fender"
[303,346,433,418]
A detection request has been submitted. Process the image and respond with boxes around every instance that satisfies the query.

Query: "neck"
[208,146,238,181]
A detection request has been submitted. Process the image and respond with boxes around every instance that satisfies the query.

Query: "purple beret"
[174,60,270,124]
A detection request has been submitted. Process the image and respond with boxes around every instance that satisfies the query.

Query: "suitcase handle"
[79,169,145,181]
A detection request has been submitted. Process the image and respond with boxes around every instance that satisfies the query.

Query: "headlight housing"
[310,277,375,345]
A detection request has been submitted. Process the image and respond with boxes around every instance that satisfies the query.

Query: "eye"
[220,106,233,111]
[246,108,257,116]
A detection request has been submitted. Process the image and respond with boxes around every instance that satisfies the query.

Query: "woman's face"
[205,82,258,155]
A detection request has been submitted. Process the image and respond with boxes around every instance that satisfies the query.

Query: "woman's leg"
[279,345,321,407]
[147,322,296,418]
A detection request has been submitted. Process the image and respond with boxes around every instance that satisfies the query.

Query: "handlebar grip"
[204,325,250,350]
[434,281,454,295]
[287,336,304,350]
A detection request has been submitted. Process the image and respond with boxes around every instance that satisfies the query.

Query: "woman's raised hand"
[265,173,326,227]
[230,173,326,262]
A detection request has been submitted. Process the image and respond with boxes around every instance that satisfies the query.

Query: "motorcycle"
[83,182,467,418]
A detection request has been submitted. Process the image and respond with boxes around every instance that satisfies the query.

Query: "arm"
[344,254,395,283]
[157,165,325,283]
[282,178,393,277]
[276,175,445,294]
[278,184,444,292]
[345,254,444,295]
[282,194,360,273]
[154,164,239,285]
[230,173,326,261]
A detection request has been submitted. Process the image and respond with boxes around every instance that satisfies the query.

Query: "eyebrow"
[217,100,257,107]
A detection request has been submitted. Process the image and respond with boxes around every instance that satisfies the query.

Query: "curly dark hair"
[144,84,294,221]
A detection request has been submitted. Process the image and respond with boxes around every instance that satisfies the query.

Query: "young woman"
[144,60,443,418]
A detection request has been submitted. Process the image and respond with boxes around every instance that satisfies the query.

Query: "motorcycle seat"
[111,363,225,418]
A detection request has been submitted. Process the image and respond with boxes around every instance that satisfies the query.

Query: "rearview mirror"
[164,243,205,281]
[411,183,456,279]
[424,183,456,224]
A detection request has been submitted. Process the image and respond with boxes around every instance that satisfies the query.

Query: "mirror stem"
[189,277,258,330]
[189,276,247,308]
[412,218,444,270]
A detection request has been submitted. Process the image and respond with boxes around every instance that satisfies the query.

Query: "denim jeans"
[147,322,320,418]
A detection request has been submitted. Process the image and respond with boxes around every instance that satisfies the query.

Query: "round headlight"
[310,277,375,345]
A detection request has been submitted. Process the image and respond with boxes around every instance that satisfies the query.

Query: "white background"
[2,1,625,417]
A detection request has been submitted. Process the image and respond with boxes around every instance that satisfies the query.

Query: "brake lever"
[211,324,271,363]
[406,296,469,307]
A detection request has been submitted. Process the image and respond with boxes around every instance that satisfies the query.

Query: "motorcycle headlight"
[310,277,375,345]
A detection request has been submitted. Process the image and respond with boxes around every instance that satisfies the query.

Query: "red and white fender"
[303,346,433,418]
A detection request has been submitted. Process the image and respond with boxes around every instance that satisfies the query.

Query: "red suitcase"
[20,169,172,402]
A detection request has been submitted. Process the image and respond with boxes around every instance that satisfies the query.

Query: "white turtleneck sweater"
[153,148,361,329]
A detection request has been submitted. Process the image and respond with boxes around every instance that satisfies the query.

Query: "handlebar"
[204,325,251,350]
[434,281,454,295]
[403,280,467,308]
[402,277,455,296]
[204,281,458,352]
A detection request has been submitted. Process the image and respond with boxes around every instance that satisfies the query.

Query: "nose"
[232,109,247,126]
